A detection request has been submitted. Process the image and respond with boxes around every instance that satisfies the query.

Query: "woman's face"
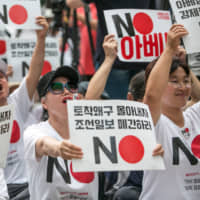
[42,76,74,120]
[161,67,191,109]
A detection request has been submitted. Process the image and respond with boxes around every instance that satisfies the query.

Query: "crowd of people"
[0,0,200,199]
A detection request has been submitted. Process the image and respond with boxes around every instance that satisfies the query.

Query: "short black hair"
[128,70,145,101]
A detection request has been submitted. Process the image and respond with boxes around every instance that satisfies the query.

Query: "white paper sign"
[104,9,172,62]
[0,104,14,168]
[67,100,165,172]
[7,37,60,82]
[169,0,200,54]
[0,0,41,29]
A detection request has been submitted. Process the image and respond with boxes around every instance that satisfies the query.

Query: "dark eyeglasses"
[47,82,78,94]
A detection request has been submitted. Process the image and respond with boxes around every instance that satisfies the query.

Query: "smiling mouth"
[175,93,188,99]
[0,84,2,91]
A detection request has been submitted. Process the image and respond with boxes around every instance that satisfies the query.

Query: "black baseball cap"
[37,66,79,98]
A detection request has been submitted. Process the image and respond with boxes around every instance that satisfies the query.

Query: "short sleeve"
[8,78,33,122]
[24,124,47,162]
[184,101,200,120]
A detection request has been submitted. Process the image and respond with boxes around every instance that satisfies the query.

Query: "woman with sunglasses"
[23,34,122,199]
[23,66,100,200]
[139,24,200,200]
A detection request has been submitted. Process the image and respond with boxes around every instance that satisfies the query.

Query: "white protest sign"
[104,9,172,63]
[0,104,14,168]
[169,0,200,54]
[67,100,165,172]
[0,0,41,29]
[7,37,60,82]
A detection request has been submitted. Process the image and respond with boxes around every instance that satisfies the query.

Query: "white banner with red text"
[104,9,172,62]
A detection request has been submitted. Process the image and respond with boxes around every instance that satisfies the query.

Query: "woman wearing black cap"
[24,66,99,200]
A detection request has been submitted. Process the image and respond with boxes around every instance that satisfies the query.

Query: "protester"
[104,72,145,200]
[67,0,157,99]
[85,34,118,100]
[85,34,163,200]
[110,71,145,200]
[139,24,200,199]
[23,66,99,200]
[0,17,49,199]
[0,169,9,200]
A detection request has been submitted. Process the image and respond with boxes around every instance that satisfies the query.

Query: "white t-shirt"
[140,102,200,200]
[4,78,32,184]
[24,121,99,200]
[24,104,43,129]
[0,168,9,199]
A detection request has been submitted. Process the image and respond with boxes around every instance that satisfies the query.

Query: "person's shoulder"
[7,78,27,100]
[155,114,165,125]
[184,101,200,118]
[185,101,200,111]
[182,102,200,129]
[25,121,49,133]
[155,114,172,131]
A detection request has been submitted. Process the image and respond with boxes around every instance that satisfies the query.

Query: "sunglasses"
[47,82,78,94]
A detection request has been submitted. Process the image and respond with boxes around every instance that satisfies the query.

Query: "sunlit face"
[161,67,191,109]
[42,77,75,120]
[0,72,9,106]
